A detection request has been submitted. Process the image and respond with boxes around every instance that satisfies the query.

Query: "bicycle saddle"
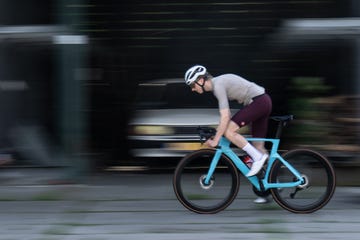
[270,115,294,122]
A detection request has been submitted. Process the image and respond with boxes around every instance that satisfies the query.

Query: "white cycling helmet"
[184,65,207,85]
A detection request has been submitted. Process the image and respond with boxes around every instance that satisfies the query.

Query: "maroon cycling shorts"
[231,93,272,138]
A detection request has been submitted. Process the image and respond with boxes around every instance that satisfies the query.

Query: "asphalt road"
[0,169,360,240]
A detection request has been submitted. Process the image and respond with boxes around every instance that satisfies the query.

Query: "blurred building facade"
[0,0,359,167]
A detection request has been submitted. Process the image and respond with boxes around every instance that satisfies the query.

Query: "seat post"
[275,122,283,139]
[271,115,293,139]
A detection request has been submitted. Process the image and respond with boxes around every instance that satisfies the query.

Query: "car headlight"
[133,125,174,135]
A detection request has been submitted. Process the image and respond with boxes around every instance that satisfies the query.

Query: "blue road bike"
[173,115,336,214]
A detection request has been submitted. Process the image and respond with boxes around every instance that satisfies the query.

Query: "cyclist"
[184,65,272,195]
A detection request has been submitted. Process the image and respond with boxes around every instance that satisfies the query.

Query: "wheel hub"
[199,175,214,190]
[298,174,310,189]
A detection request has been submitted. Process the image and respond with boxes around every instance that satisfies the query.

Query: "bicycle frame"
[204,136,305,191]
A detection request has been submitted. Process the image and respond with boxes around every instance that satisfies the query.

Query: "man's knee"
[224,128,237,140]
[225,121,239,139]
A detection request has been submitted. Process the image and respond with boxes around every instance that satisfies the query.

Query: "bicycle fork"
[203,149,222,186]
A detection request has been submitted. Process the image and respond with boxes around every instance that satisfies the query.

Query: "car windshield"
[134,80,242,110]
[134,81,219,109]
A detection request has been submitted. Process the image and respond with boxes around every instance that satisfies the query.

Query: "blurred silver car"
[127,78,248,161]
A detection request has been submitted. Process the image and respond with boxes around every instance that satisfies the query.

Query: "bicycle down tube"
[204,136,305,191]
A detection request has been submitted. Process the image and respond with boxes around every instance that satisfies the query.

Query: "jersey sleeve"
[213,83,230,110]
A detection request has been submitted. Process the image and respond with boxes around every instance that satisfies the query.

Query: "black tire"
[173,149,240,214]
[269,149,336,213]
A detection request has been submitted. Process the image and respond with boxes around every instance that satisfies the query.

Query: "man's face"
[190,78,204,94]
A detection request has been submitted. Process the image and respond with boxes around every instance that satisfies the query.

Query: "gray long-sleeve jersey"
[211,74,265,109]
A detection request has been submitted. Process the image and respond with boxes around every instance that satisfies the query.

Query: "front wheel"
[173,149,240,214]
[269,149,336,213]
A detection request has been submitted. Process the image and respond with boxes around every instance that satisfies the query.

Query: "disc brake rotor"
[199,175,215,190]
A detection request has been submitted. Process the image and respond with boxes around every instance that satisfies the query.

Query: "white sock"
[242,143,262,162]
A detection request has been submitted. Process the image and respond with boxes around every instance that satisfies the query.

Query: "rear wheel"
[173,149,240,214]
[269,149,336,213]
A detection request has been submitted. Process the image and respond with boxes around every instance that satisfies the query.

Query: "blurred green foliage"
[286,77,332,145]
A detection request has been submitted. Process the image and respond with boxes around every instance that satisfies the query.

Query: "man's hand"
[205,138,219,148]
